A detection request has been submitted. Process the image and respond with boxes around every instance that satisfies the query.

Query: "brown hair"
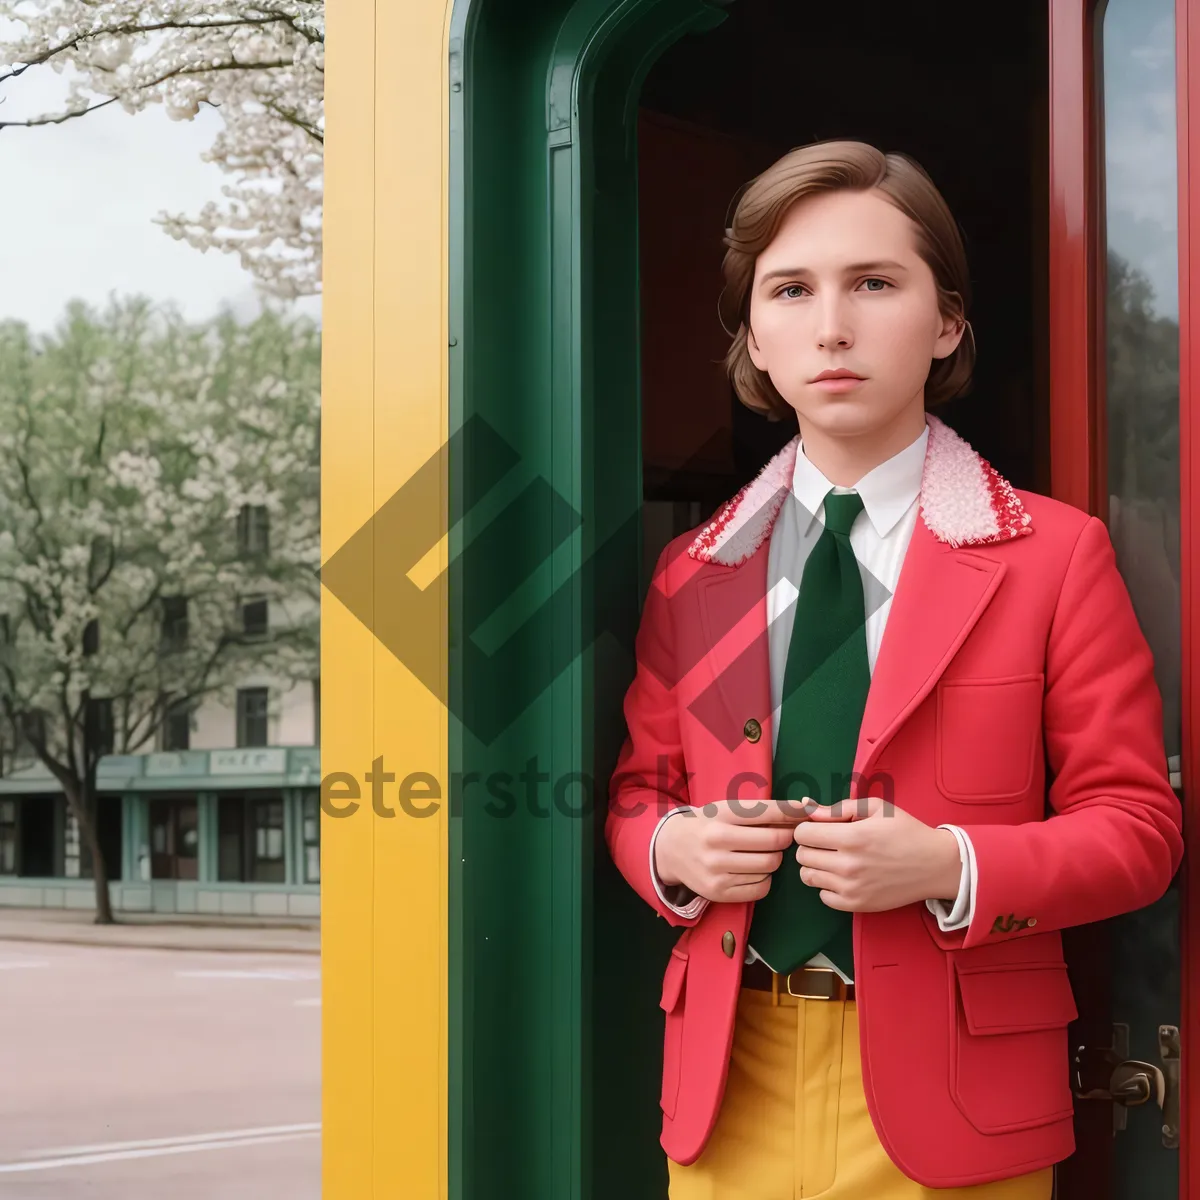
[720,139,975,421]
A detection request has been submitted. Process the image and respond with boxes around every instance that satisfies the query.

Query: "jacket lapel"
[855,521,1007,774]
[683,413,1033,774]
[691,551,774,784]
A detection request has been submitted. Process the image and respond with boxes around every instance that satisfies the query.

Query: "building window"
[0,799,16,875]
[218,796,245,881]
[82,618,100,657]
[216,795,286,883]
[161,596,189,651]
[149,799,199,881]
[237,503,270,557]
[240,596,269,639]
[64,806,80,878]
[85,696,114,757]
[252,798,286,882]
[302,791,319,882]
[161,695,191,752]
[312,677,320,746]
[236,688,269,748]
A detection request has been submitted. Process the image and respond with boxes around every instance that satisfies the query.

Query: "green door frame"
[447,2,731,1198]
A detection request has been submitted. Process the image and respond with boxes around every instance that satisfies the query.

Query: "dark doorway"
[636,0,1049,576]
[19,798,54,877]
[594,4,1051,1199]
[97,795,123,881]
[149,798,199,880]
[217,794,286,883]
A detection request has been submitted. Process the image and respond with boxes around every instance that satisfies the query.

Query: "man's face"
[745,188,963,440]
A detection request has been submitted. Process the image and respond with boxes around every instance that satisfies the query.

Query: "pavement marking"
[2,1123,321,1174]
[175,968,319,981]
[0,959,49,970]
[294,997,321,1006]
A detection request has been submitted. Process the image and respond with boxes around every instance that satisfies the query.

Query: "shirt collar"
[789,423,928,539]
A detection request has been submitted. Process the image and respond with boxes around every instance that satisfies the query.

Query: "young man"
[605,140,1184,1198]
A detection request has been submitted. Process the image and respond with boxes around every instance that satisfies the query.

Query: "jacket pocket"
[951,959,1078,1133]
[659,946,689,1118]
[936,674,1044,802]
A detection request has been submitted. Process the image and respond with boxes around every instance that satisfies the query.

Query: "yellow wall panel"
[323,0,451,1196]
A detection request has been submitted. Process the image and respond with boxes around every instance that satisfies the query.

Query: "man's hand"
[654,799,810,904]
[792,794,963,912]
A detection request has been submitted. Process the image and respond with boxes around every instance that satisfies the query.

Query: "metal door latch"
[1073,1022,1180,1146]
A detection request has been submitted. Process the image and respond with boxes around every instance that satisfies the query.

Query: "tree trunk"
[83,812,115,925]
[63,782,115,925]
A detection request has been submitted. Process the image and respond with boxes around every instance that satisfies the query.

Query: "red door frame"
[1049,0,1198,1194]
[1177,0,1200,1189]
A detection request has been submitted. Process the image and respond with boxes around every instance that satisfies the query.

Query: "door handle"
[1107,1059,1165,1108]
[1073,1022,1180,1146]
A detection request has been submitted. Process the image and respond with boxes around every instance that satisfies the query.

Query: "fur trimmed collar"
[687,414,1032,567]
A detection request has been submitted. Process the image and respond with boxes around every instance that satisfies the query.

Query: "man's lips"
[810,369,865,382]
[810,370,867,393]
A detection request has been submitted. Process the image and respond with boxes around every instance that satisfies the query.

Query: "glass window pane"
[218,796,246,882]
[305,844,320,883]
[1101,4,1181,1194]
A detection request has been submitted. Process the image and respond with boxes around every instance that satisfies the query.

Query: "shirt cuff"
[925,824,976,931]
[649,807,710,919]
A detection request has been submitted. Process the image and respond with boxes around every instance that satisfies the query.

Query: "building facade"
[0,745,320,917]
[0,558,322,918]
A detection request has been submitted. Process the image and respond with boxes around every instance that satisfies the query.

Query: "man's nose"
[815,296,854,349]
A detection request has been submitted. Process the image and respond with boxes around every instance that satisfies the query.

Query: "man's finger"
[817,888,854,911]
[803,795,882,821]
[722,796,819,824]
[798,865,842,894]
[794,845,842,874]
[716,850,787,876]
[793,820,854,849]
[723,825,799,852]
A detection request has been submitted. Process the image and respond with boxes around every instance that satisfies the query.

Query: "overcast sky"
[1103,0,1179,322]
[0,47,321,334]
[0,5,1179,334]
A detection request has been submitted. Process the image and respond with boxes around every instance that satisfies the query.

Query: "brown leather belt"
[741,958,855,1002]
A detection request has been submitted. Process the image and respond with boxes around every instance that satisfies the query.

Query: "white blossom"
[0,2,324,297]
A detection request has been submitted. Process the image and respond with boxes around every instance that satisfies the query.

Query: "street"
[0,939,320,1198]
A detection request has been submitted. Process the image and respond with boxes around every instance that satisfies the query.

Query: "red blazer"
[605,415,1183,1188]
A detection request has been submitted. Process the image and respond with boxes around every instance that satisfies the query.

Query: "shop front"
[0,747,321,918]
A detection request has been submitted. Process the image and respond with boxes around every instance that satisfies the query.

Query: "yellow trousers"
[668,988,1054,1200]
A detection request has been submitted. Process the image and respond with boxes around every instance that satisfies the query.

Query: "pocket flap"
[660,948,688,1013]
[955,960,1078,1035]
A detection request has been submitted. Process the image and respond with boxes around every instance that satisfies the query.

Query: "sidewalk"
[0,906,320,954]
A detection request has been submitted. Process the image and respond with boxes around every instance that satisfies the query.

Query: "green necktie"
[748,489,869,978]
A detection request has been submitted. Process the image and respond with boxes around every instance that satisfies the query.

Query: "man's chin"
[793,400,878,438]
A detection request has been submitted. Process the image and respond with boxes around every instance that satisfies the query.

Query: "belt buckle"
[785,965,839,1001]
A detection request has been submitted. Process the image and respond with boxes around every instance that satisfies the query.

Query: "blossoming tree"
[0,1,324,298]
[0,298,320,921]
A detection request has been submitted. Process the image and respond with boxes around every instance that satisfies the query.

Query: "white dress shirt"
[647,425,978,980]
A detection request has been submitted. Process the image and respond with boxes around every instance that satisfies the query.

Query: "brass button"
[1027,917,1037,927]
[743,718,761,743]
[722,930,736,958]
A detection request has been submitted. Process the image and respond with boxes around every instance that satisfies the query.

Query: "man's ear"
[746,324,766,371]
[932,297,966,361]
